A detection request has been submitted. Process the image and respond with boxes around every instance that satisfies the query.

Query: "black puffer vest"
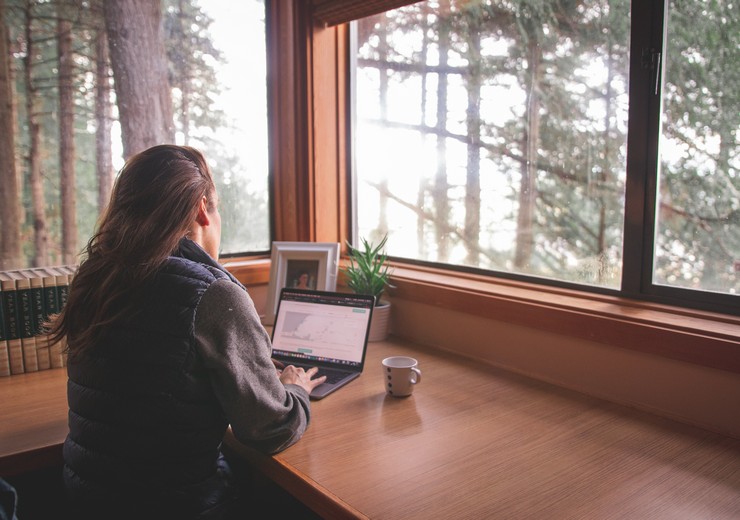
[64,244,240,517]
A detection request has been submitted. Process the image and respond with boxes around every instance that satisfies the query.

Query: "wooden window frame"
[225,0,739,376]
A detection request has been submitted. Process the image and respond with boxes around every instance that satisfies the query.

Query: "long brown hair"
[48,145,216,358]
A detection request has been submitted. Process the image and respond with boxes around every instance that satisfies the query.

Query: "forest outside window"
[352,0,738,311]
[0,0,270,271]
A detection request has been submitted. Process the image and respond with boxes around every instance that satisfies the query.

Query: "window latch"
[642,48,662,95]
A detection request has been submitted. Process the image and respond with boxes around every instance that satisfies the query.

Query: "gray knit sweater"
[193,278,311,454]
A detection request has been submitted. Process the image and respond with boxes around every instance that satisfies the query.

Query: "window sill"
[386,263,740,375]
[223,256,739,374]
[221,256,271,285]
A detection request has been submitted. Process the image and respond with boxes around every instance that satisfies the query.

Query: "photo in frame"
[263,242,340,325]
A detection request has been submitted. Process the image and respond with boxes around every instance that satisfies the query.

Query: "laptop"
[270,288,375,400]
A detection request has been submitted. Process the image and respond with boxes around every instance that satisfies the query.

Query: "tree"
[434,0,452,262]
[6,0,265,267]
[656,0,739,292]
[23,0,48,266]
[461,5,482,266]
[104,0,174,158]
[355,0,632,285]
[58,2,76,264]
[0,0,22,270]
[95,27,114,215]
[164,0,225,145]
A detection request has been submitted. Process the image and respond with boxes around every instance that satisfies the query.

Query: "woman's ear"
[195,196,210,226]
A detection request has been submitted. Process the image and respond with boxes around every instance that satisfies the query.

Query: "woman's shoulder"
[160,256,232,286]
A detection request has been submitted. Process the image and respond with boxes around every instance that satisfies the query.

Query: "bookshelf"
[0,266,75,376]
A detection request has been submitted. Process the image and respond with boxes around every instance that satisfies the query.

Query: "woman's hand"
[279,365,327,395]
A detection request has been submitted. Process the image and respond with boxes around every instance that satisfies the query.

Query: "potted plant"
[341,235,394,341]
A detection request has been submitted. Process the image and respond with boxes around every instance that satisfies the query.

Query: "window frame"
[224,0,739,376]
[626,0,739,313]
[345,0,739,316]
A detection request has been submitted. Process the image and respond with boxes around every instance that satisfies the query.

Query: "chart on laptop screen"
[273,301,369,362]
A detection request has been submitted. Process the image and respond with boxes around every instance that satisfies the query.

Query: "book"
[16,272,39,372]
[47,266,73,367]
[24,269,50,370]
[60,266,76,367]
[40,268,64,369]
[0,265,76,374]
[0,275,9,377]
[1,271,25,374]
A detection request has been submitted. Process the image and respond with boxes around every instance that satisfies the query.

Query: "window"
[352,0,738,311]
[1,0,269,270]
[653,0,738,296]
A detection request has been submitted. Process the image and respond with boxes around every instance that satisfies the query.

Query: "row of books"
[0,266,77,376]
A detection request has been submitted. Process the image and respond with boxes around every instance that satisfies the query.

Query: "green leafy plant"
[341,235,394,305]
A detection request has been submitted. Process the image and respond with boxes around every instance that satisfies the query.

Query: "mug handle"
[410,367,421,384]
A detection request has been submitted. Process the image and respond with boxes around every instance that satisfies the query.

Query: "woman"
[294,271,311,289]
[48,145,325,518]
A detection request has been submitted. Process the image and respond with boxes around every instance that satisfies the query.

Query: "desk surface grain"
[226,338,740,520]
[3,341,740,519]
[0,368,68,476]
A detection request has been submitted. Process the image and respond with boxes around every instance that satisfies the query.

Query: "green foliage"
[654,0,740,293]
[5,0,271,267]
[355,0,737,294]
[341,236,394,305]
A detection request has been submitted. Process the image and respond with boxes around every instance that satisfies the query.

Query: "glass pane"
[3,0,268,270]
[354,0,630,288]
[190,0,270,255]
[654,0,739,295]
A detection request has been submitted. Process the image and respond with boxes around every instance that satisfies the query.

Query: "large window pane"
[2,0,268,270]
[185,0,270,255]
[654,0,739,295]
[354,0,630,288]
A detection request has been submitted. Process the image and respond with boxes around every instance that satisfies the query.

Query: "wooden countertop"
[2,339,740,519]
[0,368,68,476]
[225,338,740,519]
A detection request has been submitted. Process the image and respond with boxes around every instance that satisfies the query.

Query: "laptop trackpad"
[310,371,360,400]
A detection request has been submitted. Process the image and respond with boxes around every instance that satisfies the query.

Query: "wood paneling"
[388,263,740,374]
[310,22,350,244]
[312,0,421,27]
[267,0,312,241]
[220,257,270,285]
[268,1,348,245]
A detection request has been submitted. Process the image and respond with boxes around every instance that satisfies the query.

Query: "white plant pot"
[367,301,391,342]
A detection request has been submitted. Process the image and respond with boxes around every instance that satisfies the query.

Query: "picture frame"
[263,241,340,325]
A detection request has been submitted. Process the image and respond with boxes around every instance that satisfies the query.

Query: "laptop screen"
[271,289,375,369]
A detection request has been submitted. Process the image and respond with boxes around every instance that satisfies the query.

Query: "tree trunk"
[0,0,22,270]
[375,21,389,241]
[176,0,190,144]
[95,28,114,215]
[417,3,430,258]
[58,13,77,265]
[464,17,482,266]
[24,1,48,267]
[434,2,451,262]
[597,38,615,283]
[104,0,174,159]
[514,39,542,270]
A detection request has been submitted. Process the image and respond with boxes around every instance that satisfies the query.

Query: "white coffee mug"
[382,356,422,397]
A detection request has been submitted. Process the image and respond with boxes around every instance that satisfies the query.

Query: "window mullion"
[622,0,667,298]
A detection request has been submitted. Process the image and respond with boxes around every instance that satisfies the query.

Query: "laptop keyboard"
[292,365,348,384]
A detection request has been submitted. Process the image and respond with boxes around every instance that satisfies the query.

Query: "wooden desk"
[225,339,740,519]
[0,369,67,476]
[3,341,740,519]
